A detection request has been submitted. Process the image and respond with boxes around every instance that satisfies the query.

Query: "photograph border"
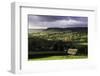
[11,2,96,74]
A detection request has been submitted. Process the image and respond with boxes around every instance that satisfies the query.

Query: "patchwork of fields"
[28,28,88,60]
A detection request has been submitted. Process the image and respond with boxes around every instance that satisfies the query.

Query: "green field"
[29,55,88,60]
[28,28,88,60]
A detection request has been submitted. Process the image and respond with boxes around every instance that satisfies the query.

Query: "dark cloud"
[28,15,88,29]
[29,15,69,22]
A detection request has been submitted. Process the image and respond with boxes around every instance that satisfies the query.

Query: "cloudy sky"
[28,15,88,29]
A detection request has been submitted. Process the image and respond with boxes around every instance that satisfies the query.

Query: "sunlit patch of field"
[29,55,87,61]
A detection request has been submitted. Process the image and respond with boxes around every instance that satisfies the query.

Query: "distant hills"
[28,27,88,33]
[45,27,87,32]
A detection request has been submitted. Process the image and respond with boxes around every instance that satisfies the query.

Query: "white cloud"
[29,18,87,29]
[51,19,84,26]
[29,24,48,29]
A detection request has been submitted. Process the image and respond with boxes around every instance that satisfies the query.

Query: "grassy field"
[28,28,88,60]
[29,55,88,61]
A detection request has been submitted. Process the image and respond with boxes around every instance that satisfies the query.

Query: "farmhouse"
[67,48,78,55]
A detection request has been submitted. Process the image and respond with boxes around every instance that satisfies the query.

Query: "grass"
[28,55,88,61]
